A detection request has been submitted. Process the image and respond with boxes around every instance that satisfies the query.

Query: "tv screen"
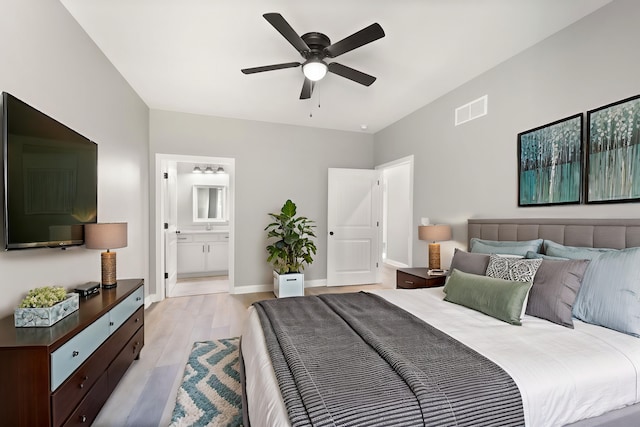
[1,92,97,250]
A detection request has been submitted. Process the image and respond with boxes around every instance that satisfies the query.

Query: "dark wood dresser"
[0,278,144,426]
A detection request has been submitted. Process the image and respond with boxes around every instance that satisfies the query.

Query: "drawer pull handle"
[133,341,140,353]
[79,376,89,389]
[136,296,142,301]
[72,350,79,357]
[81,415,87,423]
[404,281,414,285]
[135,318,140,323]
[109,321,114,326]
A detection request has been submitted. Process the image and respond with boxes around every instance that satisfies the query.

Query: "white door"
[327,168,381,286]
[164,162,179,297]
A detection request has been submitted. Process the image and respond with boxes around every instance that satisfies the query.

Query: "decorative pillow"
[449,248,490,276]
[444,269,533,325]
[572,247,640,337]
[525,251,568,261]
[485,255,542,283]
[526,259,590,328]
[470,238,543,257]
[543,240,614,261]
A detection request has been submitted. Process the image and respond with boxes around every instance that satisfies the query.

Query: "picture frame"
[518,113,583,207]
[586,94,640,204]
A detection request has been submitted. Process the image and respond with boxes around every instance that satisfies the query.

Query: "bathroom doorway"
[155,153,235,300]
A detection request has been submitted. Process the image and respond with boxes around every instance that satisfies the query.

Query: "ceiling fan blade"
[241,62,301,74]
[263,13,310,54]
[300,78,315,99]
[327,62,376,86]
[324,23,385,58]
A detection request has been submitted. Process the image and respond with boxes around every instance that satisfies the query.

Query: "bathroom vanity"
[176,230,229,277]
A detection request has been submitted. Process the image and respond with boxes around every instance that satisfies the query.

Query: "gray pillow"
[543,240,614,260]
[572,247,640,337]
[444,269,532,325]
[470,238,543,257]
[485,255,542,283]
[526,259,590,328]
[449,248,490,275]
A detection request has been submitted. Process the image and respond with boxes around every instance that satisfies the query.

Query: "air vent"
[455,95,488,126]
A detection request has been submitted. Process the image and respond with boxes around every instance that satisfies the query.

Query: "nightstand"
[396,267,446,289]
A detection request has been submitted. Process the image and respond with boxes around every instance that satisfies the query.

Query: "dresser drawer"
[51,313,110,391]
[108,327,144,394]
[51,342,107,427]
[396,270,446,289]
[109,286,144,334]
[397,271,427,288]
[62,371,108,427]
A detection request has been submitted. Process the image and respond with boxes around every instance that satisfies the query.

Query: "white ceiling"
[60,0,611,134]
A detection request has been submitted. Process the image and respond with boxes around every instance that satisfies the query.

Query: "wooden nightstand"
[396,268,446,289]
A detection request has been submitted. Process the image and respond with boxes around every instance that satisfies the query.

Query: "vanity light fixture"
[204,166,214,174]
[192,166,203,174]
[215,166,225,174]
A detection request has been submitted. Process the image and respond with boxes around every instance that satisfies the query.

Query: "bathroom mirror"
[193,185,227,222]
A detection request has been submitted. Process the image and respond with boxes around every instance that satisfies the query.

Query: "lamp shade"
[418,224,452,242]
[85,223,128,250]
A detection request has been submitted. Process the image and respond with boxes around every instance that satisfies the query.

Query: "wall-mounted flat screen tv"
[1,92,97,250]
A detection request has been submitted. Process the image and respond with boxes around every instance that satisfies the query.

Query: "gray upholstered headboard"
[468,218,640,250]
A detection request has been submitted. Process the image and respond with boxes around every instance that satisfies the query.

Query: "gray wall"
[0,0,149,317]
[374,0,640,269]
[150,110,374,290]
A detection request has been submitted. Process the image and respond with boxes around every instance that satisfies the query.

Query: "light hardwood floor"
[92,281,390,427]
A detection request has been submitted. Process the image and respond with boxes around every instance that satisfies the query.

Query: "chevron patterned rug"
[170,338,243,427]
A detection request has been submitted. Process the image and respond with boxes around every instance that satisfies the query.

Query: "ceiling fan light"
[302,60,328,81]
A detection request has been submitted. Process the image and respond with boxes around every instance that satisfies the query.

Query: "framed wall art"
[586,94,640,204]
[518,113,583,206]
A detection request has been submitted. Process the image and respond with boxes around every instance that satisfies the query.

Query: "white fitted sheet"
[241,288,640,427]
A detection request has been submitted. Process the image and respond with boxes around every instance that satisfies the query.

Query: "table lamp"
[85,222,128,288]
[418,224,452,270]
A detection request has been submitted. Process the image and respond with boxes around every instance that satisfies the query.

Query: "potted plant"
[265,199,317,297]
[14,286,79,327]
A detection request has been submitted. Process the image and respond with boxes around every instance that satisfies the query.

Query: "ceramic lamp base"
[428,242,441,270]
[101,250,118,288]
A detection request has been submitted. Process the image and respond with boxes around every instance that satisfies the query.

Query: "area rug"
[170,338,243,427]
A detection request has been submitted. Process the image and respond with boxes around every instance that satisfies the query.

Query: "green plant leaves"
[265,199,316,274]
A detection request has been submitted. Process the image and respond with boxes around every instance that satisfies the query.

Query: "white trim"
[233,284,272,294]
[154,153,235,303]
[375,155,414,268]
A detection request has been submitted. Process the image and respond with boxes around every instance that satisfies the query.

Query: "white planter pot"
[273,272,304,298]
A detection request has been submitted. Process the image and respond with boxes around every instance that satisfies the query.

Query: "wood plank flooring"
[92,281,391,427]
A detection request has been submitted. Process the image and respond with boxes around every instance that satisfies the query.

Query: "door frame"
[375,155,414,268]
[153,153,235,301]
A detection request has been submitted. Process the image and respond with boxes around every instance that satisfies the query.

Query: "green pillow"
[444,269,533,325]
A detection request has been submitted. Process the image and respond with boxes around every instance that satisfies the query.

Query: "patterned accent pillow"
[485,255,542,283]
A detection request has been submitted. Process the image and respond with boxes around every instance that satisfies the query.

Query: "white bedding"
[241,288,640,427]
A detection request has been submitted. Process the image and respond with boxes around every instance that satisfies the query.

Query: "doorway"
[377,155,413,268]
[154,153,235,301]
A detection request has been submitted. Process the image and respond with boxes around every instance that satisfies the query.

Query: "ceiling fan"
[241,13,385,100]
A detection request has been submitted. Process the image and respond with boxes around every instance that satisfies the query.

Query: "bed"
[240,218,640,426]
